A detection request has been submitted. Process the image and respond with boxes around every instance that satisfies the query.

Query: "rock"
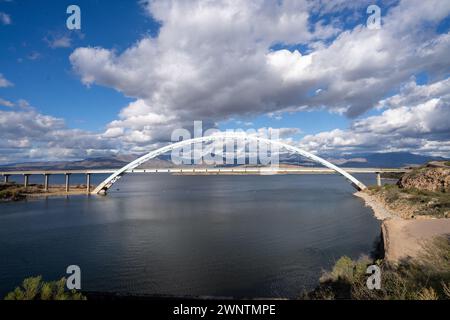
[398,167,450,193]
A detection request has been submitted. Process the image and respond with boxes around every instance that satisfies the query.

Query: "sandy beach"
[355,190,450,263]
[382,218,450,263]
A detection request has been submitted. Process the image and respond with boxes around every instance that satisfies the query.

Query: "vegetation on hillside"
[4,276,86,300]
[0,184,27,202]
[0,183,90,202]
[367,184,450,218]
[304,236,450,300]
[398,165,450,192]
[380,172,403,180]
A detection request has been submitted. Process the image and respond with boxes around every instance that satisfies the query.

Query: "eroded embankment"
[0,184,91,202]
[355,189,450,263]
[381,218,450,263]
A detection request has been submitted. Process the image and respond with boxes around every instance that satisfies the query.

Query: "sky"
[0,0,449,163]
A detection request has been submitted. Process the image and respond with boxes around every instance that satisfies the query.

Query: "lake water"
[0,174,381,298]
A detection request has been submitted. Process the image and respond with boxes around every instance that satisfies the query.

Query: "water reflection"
[0,174,380,298]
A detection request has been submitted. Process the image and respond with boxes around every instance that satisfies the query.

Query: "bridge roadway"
[1,167,409,193]
[0,167,409,175]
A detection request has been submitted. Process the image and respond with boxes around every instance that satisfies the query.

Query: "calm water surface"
[0,174,381,298]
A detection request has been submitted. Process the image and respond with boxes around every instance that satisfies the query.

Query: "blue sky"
[0,0,356,134]
[0,0,155,130]
[0,0,449,162]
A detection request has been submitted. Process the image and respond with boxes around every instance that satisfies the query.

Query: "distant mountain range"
[0,155,172,171]
[329,152,447,168]
[282,152,447,168]
[0,152,446,171]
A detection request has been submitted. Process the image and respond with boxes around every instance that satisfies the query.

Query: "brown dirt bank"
[382,218,450,263]
[0,184,93,202]
[356,188,450,264]
[398,165,450,193]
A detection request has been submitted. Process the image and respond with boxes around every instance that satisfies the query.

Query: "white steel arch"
[92,133,367,194]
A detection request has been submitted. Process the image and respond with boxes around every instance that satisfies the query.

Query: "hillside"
[0,155,174,171]
[0,152,446,171]
[366,162,450,219]
[397,162,450,192]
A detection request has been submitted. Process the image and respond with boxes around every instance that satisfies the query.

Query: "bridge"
[0,134,411,194]
[0,167,408,193]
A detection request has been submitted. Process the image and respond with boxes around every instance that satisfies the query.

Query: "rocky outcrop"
[398,166,450,193]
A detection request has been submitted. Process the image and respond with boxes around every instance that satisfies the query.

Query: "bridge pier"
[376,173,382,187]
[3,174,9,184]
[65,173,71,192]
[24,174,30,188]
[44,174,50,192]
[86,173,91,193]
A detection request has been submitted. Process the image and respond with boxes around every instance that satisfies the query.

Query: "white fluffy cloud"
[69,0,450,152]
[0,102,118,162]
[300,78,450,156]
[2,0,449,163]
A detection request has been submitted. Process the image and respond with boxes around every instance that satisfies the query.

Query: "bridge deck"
[0,167,409,176]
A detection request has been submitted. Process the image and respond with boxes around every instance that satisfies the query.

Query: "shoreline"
[0,184,94,203]
[355,190,450,263]
[25,189,91,198]
[354,191,397,221]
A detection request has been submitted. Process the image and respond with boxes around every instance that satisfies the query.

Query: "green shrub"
[4,276,86,300]
[306,237,450,300]
[369,184,450,218]
[384,188,400,203]
[0,184,28,201]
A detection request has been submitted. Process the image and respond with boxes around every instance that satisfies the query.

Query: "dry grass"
[0,184,27,201]
[368,184,450,218]
[0,183,90,202]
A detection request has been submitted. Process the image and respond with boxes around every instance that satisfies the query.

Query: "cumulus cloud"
[0,102,119,162]
[299,79,450,157]
[2,0,449,162]
[69,0,450,152]
[377,78,450,109]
